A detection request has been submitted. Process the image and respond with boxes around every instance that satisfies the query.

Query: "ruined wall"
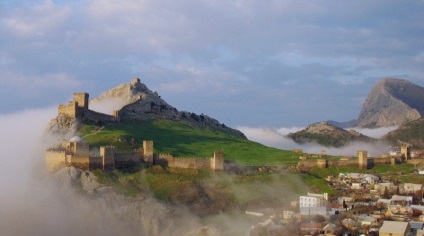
[70,154,90,170]
[45,150,66,173]
[114,151,141,168]
[89,154,103,170]
[158,154,213,170]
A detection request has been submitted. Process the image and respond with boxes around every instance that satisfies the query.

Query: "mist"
[89,97,128,115]
[238,126,394,157]
[0,107,200,236]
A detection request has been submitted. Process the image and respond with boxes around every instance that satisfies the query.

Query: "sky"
[1,0,424,127]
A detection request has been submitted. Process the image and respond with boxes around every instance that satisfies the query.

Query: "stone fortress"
[296,145,412,171]
[46,78,224,172]
[45,137,224,173]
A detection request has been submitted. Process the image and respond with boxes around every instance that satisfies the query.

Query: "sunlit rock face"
[356,78,424,128]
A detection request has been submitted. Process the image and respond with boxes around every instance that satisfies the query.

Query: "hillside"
[79,119,298,166]
[356,78,424,128]
[382,118,424,149]
[287,122,375,147]
[47,78,299,166]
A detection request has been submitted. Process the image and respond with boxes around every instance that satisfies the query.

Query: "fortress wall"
[89,155,103,170]
[158,153,213,169]
[170,157,212,169]
[115,152,142,168]
[45,150,66,173]
[70,154,90,170]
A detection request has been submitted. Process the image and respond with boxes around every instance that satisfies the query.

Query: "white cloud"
[239,126,392,157]
[3,0,71,38]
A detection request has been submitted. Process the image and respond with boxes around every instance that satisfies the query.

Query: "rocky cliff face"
[288,122,375,147]
[51,166,220,236]
[356,78,424,128]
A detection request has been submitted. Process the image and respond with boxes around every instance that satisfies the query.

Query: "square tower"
[211,150,224,171]
[401,145,410,159]
[143,141,154,163]
[357,150,368,169]
[73,93,89,111]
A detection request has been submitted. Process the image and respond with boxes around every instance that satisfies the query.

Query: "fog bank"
[238,126,394,157]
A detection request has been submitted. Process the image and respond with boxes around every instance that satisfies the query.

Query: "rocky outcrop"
[51,166,203,236]
[288,122,375,147]
[356,78,424,128]
[92,78,246,138]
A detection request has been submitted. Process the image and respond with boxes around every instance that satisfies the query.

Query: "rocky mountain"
[382,118,424,149]
[356,78,424,128]
[47,78,245,138]
[288,122,375,147]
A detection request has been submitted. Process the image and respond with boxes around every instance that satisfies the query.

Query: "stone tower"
[211,150,224,171]
[100,146,116,171]
[73,93,89,111]
[401,145,411,159]
[143,140,154,164]
[358,150,368,169]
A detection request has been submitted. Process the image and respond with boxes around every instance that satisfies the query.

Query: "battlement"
[58,93,89,118]
[46,138,224,172]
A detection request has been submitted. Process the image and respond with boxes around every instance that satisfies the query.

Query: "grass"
[79,119,299,166]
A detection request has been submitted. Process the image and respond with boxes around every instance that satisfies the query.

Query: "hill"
[382,118,424,149]
[287,122,375,147]
[356,78,424,128]
[47,78,299,166]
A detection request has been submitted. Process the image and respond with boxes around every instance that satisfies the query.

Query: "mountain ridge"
[356,78,424,128]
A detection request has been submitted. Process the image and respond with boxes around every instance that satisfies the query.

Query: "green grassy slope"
[383,118,424,148]
[78,119,298,166]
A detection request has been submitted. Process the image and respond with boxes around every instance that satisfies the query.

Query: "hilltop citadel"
[45,78,224,172]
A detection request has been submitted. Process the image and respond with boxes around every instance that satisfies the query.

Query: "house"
[300,222,323,236]
[300,206,327,216]
[410,221,424,235]
[379,221,411,236]
[321,223,342,235]
[299,193,328,207]
[356,214,377,226]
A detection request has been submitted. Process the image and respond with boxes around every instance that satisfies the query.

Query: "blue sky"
[1,0,424,127]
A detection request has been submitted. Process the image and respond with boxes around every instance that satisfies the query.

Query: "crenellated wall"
[46,139,223,172]
[157,150,224,171]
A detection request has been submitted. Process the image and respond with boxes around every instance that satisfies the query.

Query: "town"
[248,149,424,236]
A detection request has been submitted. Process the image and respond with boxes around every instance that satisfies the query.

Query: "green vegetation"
[93,165,309,212]
[289,131,347,147]
[79,119,298,166]
[383,118,424,148]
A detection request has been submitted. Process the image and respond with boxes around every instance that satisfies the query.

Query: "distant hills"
[290,78,424,148]
[382,118,424,149]
[288,122,375,147]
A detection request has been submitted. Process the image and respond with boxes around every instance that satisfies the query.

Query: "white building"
[299,192,328,207]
